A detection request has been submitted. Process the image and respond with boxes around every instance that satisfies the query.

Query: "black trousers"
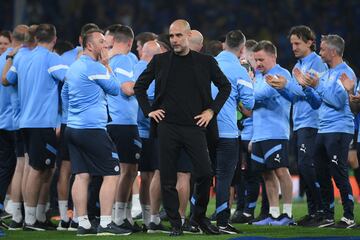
[0,130,16,203]
[315,132,353,219]
[157,121,212,228]
[294,128,321,215]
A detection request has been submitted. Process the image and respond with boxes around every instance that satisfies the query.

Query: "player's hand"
[340,73,354,93]
[194,109,214,127]
[304,72,319,88]
[350,92,360,103]
[99,48,110,66]
[148,109,165,123]
[293,68,306,86]
[265,74,287,89]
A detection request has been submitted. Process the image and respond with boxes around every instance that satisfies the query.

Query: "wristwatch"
[6,55,14,60]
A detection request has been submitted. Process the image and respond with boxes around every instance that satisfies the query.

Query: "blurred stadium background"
[1,0,359,74]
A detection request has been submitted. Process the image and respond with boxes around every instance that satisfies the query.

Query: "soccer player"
[212,30,254,234]
[104,24,142,232]
[250,41,294,226]
[64,28,132,236]
[0,24,28,230]
[299,35,356,228]
[4,24,67,231]
[267,25,327,226]
[56,23,99,231]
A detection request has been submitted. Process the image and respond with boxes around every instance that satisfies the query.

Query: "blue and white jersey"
[135,60,154,138]
[127,52,139,66]
[315,62,355,134]
[292,52,327,130]
[252,64,292,142]
[6,47,33,129]
[61,46,82,66]
[240,117,253,141]
[60,47,82,124]
[0,48,15,130]
[66,55,120,129]
[7,46,67,128]
[212,50,254,138]
[107,54,138,125]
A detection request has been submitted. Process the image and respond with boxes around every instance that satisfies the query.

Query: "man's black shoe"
[8,220,23,230]
[76,225,97,236]
[169,226,183,236]
[97,222,132,236]
[0,219,9,230]
[190,217,220,235]
[333,217,356,229]
[147,221,170,233]
[218,223,242,234]
[57,220,70,231]
[132,221,142,233]
[297,214,316,226]
[41,219,57,230]
[231,212,254,224]
[23,221,46,231]
[182,219,201,234]
[0,210,11,220]
[68,220,78,231]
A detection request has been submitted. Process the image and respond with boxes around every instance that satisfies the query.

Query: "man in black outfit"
[134,19,230,236]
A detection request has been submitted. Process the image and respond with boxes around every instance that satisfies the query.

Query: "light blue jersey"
[61,46,82,66]
[0,48,15,130]
[6,47,33,129]
[127,52,139,66]
[292,52,327,130]
[213,50,254,138]
[240,117,253,141]
[107,54,138,125]
[60,47,82,124]
[66,55,120,129]
[7,46,67,128]
[252,64,292,142]
[134,60,154,138]
[316,62,355,134]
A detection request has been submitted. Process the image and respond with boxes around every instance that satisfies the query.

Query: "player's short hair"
[289,25,316,51]
[253,40,277,56]
[321,34,345,57]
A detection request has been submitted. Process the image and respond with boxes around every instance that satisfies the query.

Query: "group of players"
[0,18,359,237]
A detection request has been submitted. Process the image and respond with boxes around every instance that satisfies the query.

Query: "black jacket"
[134,50,231,144]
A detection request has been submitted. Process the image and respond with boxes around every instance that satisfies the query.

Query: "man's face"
[0,36,10,55]
[104,33,114,50]
[319,41,333,64]
[290,34,312,58]
[254,50,275,73]
[169,24,190,55]
[89,32,107,60]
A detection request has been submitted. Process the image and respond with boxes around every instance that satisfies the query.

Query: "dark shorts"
[107,125,142,164]
[66,127,120,176]
[251,139,289,172]
[177,149,193,173]
[15,130,25,157]
[22,128,57,170]
[138,137,159,172]
[57,124,70,163]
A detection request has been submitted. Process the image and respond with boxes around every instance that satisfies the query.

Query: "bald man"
[189,30,203,52]
[134,19,230,236]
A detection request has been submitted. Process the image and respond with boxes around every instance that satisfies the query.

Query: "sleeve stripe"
[114,67,134,78]
[237,79,253,89]
[48,64,69,74]
[88,74,111,81]
[10,66,17,73]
